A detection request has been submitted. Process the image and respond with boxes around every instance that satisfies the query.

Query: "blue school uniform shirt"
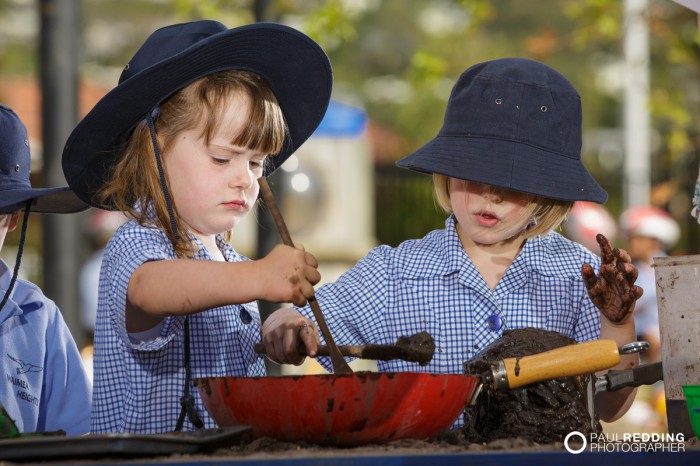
[300,216,601,424]
[91,218,265,434]
[0,259,91,435]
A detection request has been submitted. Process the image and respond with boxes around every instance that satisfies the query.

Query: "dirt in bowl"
[463,328,602,444]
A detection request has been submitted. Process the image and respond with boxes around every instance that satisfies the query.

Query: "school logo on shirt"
[7,354,43,374]
[5,354,41,407]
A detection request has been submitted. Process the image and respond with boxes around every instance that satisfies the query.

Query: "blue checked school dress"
[299,215,602,426]
[90,218,265,433]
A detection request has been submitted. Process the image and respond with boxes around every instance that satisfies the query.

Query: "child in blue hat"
[264,58,641,424]
[0,104,91,435]
[62,21,331,434]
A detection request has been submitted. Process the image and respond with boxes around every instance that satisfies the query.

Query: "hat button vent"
[495,98,502,105]
[540,106,547,112]
[15,164,20,172]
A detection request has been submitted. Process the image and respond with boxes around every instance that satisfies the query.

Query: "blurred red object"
[619,205,680,250]
[563,201,618,252]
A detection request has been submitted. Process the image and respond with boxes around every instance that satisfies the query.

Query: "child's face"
[449,179,533,246]
[163,92,267,238]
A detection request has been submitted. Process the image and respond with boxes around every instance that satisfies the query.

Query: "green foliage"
[170,0,254,22]
[566,0,700,162]
[4,0,700,251]
[303,0,358,46]
[651,87,694,157]
[456,0,495,28]
[565,0,622,47]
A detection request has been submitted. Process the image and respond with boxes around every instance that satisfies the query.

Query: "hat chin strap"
[0,201,32,313]
[145,112,203,430]
[145,112,180,242]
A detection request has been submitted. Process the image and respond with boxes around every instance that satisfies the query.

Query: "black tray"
[0,426,251,462]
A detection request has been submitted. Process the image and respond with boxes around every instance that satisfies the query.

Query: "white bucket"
[653,254,700,436]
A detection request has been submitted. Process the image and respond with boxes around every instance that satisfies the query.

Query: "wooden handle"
[259,177,293,246]
[254,339,433,365]
[254,342,358,357]
[307,297,354,373]
[503,339,620,389]
[257,177,353,374]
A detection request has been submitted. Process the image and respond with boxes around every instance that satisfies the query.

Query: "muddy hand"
[259,244,321,307]
[581,233,643,323]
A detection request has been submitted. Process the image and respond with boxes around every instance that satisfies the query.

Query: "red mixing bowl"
[195,371,478,446]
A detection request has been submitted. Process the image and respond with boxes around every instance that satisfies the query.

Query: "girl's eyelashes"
[212,157,230,165]
[207,146,266,168]
[210,157,266,171]
[250,157,267,170]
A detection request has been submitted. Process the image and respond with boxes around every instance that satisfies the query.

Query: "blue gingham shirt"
[91,218,265,434]
[300,215,601,424]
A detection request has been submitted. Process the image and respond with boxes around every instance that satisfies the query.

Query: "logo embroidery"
[7,354,43,374]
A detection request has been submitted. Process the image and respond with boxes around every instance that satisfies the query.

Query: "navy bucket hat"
[61,20,333,209]
[397,58,607,204]
[0,104,87,215]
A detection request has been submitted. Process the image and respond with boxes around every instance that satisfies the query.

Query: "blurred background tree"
[1,0,699,261]
[172,0,700,251]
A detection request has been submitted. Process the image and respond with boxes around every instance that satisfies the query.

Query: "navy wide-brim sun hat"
[62,20,333,209]
[397,57,607,204]
[0,104,87,215]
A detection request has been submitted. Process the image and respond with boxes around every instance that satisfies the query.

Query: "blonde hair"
[432,173,573,239]
[97,70,287,257]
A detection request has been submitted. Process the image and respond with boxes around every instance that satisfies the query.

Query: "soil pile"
[463,328,601,443]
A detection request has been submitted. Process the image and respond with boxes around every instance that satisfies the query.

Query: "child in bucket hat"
[61,20,330,433]
[263,58,642,425]
[0,104,91,435]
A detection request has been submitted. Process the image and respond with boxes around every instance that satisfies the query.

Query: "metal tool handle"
[618,341,649,355]
[595,361,663,392]
[258,177,353,374]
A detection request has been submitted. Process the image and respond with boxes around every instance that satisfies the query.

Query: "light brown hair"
[97,70,287,257]
[432,173,573,239]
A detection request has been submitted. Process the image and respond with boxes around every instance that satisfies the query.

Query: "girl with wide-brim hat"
[62,20,331,433]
